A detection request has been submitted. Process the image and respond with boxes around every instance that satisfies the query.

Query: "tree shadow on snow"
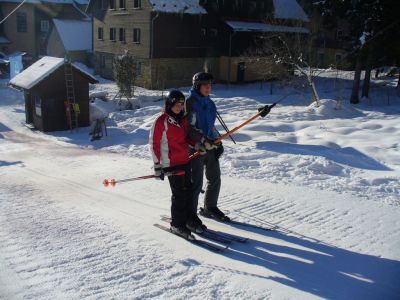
[0,121,11,133]
[256,141,391,171]
[209,228,400,299]
[0,160,24,167]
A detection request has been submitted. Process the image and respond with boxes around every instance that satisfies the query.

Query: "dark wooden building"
[9,56,98,132]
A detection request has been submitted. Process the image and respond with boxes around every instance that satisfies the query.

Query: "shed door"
[25,93,34,124]
[237,62,245,82]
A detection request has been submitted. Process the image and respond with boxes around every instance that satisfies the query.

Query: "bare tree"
[246,29,321,105]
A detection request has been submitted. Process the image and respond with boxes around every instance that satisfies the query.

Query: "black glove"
[258,105,271,117]
[154,163,164,180]
[215,143,224,159]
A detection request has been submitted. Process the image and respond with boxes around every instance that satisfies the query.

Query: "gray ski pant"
[190,149,221,216]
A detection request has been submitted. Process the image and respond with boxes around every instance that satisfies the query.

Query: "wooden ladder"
[64,61,78,130]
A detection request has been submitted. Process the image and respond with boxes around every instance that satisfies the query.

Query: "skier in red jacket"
[149,90,194,240]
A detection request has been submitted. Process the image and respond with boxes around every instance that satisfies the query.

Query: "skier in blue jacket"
[185,72,229,234]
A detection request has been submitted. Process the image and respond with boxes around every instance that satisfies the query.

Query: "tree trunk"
[350,56,363,104]
[362,45,374,98]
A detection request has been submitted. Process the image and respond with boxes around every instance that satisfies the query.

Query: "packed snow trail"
[1,130,399,299]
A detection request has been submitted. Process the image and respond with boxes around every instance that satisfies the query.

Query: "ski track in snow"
[0,179,265,299]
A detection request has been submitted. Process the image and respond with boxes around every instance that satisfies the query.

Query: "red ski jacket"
[149,112,190,168]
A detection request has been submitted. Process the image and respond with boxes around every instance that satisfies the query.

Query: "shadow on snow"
[256,141,391,171]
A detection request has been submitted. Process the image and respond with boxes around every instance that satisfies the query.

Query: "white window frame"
[109,0,116,10]
[119,0,126,10]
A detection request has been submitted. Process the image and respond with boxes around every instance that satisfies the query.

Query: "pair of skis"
[155,215,249,253]
[199,207,278,232]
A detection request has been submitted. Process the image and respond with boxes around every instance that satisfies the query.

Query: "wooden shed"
[9,56,98,132]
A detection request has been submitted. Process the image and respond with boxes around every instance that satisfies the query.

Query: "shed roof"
[226,21,309,34]
[0,35,10,44]
[52,19,92,51]
[9,56,97,90]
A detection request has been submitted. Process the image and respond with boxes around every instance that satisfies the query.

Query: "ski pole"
[216,111,236,144]
[103,167,185,187]
[103,175,158,187]
[190,103,276,160]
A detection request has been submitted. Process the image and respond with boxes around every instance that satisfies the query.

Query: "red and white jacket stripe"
[149,112,190,168]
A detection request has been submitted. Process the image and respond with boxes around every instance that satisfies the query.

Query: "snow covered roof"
[148,0,206,14]
[0,36,10,44]
[52,19,92,51]
[0,0,75,3]
[273,0,309,22]
[9,56,97,90]
[226,21,309,34]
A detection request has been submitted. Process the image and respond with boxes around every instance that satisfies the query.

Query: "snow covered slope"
[1,72,400,299]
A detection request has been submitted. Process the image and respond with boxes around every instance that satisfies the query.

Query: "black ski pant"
[168,165,193,228]
[190,149,221,218]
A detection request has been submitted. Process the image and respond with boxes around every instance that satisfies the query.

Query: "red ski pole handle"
[103,179,116,187]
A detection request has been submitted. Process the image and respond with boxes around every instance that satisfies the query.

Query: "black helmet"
[192,72,214,89]
[165,90,185,110]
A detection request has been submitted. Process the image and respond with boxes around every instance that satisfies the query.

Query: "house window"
[100,55,106,68]
[133,0,141,9]
[109,0,116,9]
[133,28,140,43]
[135,62,142,76]
[110,28,116,41]
[16,12,27,32]
[336,30,343,40]
[101,0,107,9]
[318,52,325,66]
[248,1,256,14]
[335,53,342,64]
[200,28,206,36]
[210,28,218,38]
[119,28,126,42]
[119,0,126,9]
[40,20,49,32]
[34,95,42,117]
[98,27,104,40]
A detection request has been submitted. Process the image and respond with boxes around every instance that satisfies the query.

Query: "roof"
[273,0,309,22]
[0,0,87,4]
[0,36,10,44]
[148,0,206,14]
[9,56,97,90]
[52,19,92,51]
[226,21,309,34]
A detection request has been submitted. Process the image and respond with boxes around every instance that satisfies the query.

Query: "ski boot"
[186,215,207,234]
[170,225,195,240]
[200,207,231,222]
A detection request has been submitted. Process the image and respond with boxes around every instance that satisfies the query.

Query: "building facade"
[88,0,310,89]
[0,0,91,64]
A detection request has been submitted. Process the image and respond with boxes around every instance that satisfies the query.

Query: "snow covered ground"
[1,71,399,299]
